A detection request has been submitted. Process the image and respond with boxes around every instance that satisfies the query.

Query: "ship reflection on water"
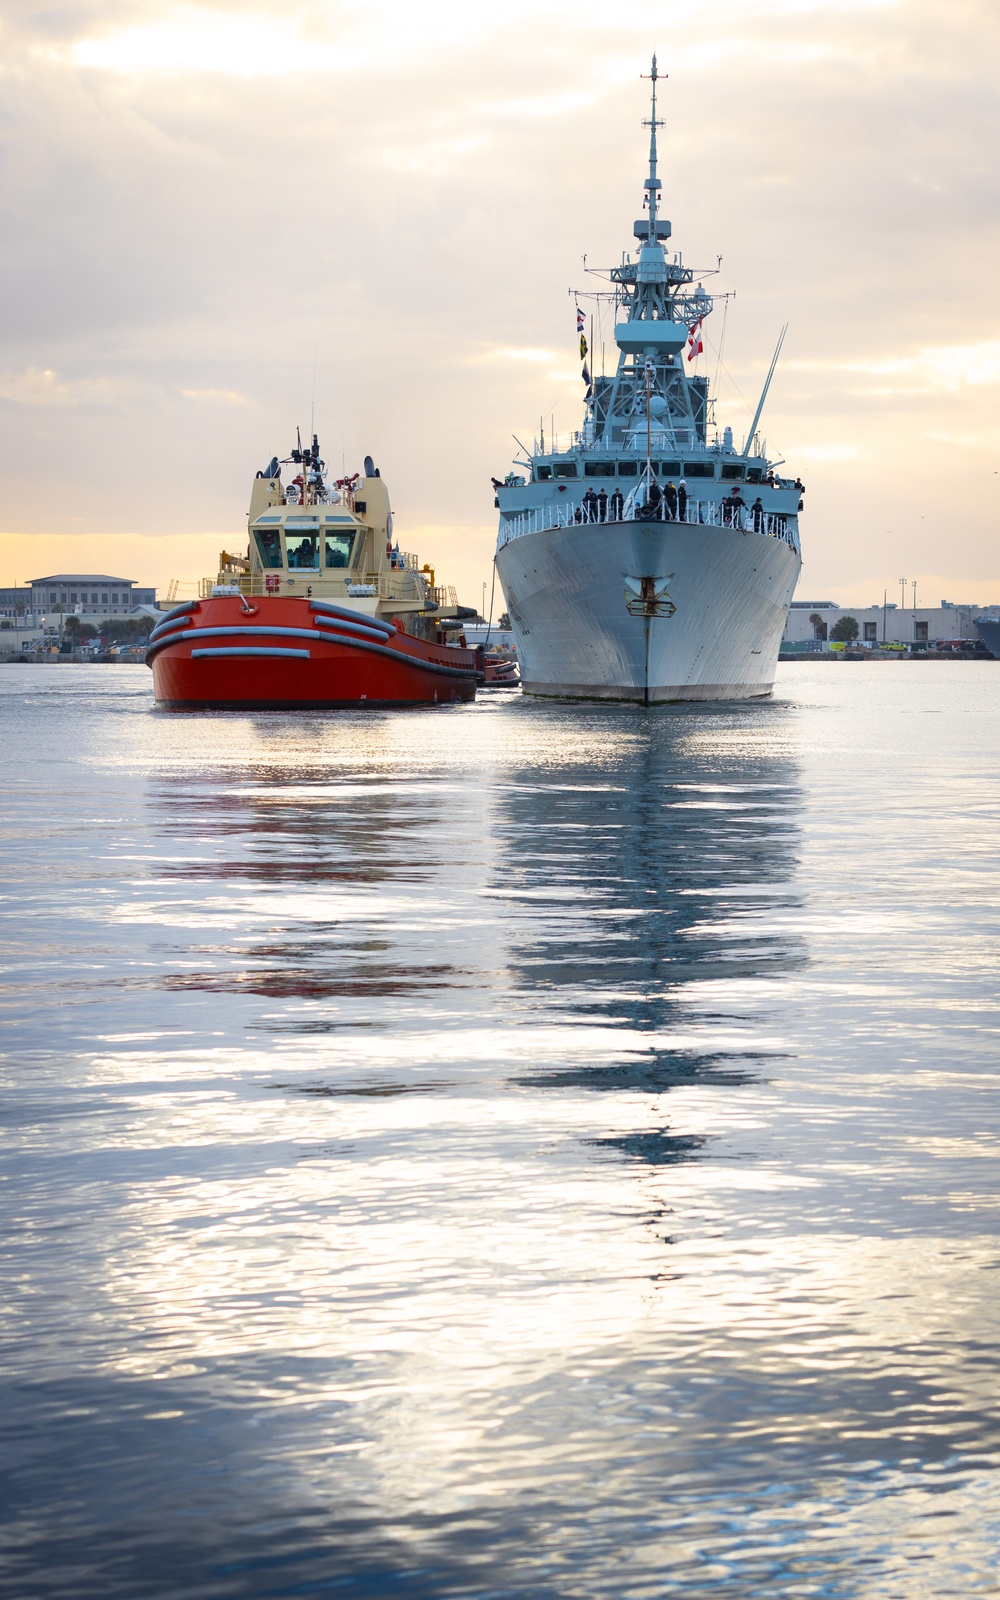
[3,668,999,1599]
[148,697,803,1120]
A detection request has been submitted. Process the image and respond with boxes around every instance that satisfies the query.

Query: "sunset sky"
[1,0,997,608]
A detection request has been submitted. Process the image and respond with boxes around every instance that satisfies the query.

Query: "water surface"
[2,661,999,1597]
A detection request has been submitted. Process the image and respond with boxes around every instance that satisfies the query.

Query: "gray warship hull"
[497,515,800,702]
[975,619,1000,659]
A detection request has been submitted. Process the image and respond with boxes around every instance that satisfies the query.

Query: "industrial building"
[783,600,997,647]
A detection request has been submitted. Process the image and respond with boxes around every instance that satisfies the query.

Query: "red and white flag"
[576,306,586,334]
[686,318,704,363]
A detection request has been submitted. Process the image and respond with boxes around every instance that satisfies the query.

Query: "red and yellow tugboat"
[148,437,481,708]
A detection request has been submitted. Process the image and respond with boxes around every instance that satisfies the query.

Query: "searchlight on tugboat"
[148,433,483,709]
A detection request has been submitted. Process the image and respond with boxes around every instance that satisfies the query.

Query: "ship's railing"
[496,498,799,554]
[206,570,431,602]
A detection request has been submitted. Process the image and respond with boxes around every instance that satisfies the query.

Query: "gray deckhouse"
[497,57,801,527]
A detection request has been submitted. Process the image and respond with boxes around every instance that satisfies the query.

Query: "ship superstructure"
[493,59,803,703]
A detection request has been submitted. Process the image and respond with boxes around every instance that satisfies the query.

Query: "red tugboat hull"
[147,598,480,708]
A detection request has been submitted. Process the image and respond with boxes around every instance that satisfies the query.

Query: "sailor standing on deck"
[724,487,746,528]
[597,487,608,523]
[664,481,678,521]
[582,487,599,523]
[610,487,624,522]
[677,479,688,521]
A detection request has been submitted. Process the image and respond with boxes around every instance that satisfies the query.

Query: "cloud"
[788,341,1000,395]
[0,368,134,408]
[179,387,251,405]
[470,348,559,367]
[0,0,998,610]
[43,13,300,77]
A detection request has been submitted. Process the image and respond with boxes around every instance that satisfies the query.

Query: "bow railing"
[496,499,799,554]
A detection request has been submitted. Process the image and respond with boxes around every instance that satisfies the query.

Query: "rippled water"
[2,661,999,1598]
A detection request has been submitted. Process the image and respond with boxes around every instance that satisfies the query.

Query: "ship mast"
[643,55,663,247]
[597,58,702,452]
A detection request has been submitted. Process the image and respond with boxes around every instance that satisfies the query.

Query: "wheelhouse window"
[720,464,745,481]
[535,465,552,481]
[324,532,357,569]
[683,462,714,477]
[584,461,616,477]
[659,462,681,476]
[285,532,319,569]
[553,461,578,479]
[617,461,638,477]
[253,527,283,568]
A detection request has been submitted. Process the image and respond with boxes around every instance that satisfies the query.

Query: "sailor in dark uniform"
[724,488,746,528]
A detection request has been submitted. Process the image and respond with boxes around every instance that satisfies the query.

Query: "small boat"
[148,438,481,709]
[482,650,520,686]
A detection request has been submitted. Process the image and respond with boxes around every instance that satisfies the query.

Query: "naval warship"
[493,59,802,703]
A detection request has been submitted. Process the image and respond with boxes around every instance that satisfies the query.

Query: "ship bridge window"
[553,461,578,479]
[535,465,552,481]
[584,461,616,477]
[720,464,745,481]
[285,531,319,569]
[617,461,638,477]
[659,461,681,476]
[253,527,283,568]
[683,461,714,478]
[324,531,357,569]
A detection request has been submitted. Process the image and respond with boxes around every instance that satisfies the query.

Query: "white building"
[27,574,157,622]
[783,600,997,647]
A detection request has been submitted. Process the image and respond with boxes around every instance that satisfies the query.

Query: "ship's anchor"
[624,575,676,619]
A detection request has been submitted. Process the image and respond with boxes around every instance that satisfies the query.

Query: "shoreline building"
[0,575,158,628]
[783,600,997,647]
